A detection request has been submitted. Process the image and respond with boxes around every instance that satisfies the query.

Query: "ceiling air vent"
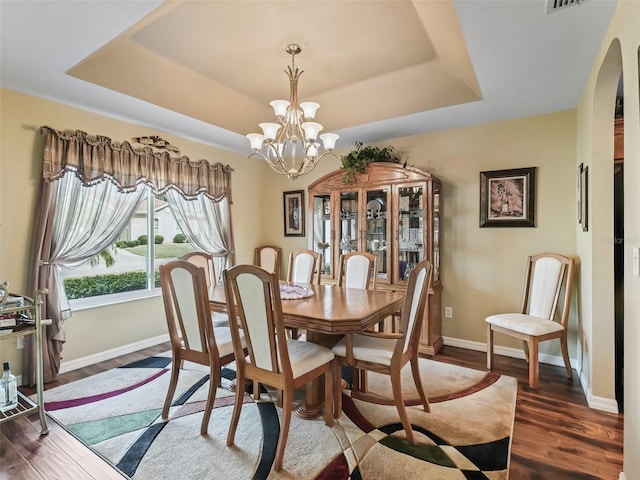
[546,0,588,14]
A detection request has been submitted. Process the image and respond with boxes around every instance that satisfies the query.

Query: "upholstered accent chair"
[332,259,433,443]
[223,264,334,472]
[486,253,575,389]
[159,260,245,435]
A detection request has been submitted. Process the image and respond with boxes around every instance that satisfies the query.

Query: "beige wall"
[276,112,579,355]
[577,1,640,478]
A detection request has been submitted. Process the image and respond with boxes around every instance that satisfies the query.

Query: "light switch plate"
[633,247,639,277]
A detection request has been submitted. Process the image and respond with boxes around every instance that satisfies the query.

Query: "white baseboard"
[442,336,619,413]
[58,334,169,374]
[578,368,619,414]
[442,336,580,369]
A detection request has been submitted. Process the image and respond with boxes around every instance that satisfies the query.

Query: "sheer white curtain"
[165,190,234,281]
[25,173,144,384]
[51,174,146,316]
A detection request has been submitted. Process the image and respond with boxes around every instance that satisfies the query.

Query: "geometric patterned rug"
[41,352,517,479]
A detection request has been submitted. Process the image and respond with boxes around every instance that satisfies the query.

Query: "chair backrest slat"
[224,265,289,376]
[160,260,215,357]
[255,245,283,279]
[527,255,567,320]
[288,249,320,284]
[179,251,217,287]
[337,251,377,290]
[398,259,433,355]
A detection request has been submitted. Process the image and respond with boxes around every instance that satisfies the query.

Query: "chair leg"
[486,325,494,370]
[274,386,293,472]
[323,367,334,427]
[390,370,414,443]
[334,360,343,418]
[522,340,530,363]
[227,368,245,447]
[162,351,181,420]
[560,334,573,380]
[528,337,539,389]
[410,356,430,413]
[253,380,260,401]
[201,367,219,435]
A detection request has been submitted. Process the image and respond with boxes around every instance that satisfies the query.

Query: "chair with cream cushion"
[287,249,321,285]
[286,249,321,339]
[179,251,229,328]
[159,260,245,435]
[336,251,379,389]
[337,251,377,290]
[223,264,334,472]
[254,245,283,280]
[332,258,432,443]
[486,253,575,389]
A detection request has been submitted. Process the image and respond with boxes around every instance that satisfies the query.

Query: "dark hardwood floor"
[1,343,623,479]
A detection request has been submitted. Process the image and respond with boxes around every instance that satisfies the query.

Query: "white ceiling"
[0,0,618,156]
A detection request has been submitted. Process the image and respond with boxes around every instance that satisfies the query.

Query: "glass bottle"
[0,361,18,412]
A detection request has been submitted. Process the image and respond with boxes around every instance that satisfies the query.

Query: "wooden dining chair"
[332,258,433,443]
[286,249,321,339]
[287,249,321,284]
[337,251,378,290]
[179,251,229,328]
[223,264,334,472]
[486,253,575,389]
[336,251,379,389]
[254,245,283,280]
[159,260,245,435]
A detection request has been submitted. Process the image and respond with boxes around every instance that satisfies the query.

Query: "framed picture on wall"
[577,163,583,225]
[580,165,589,232]
[283,190,305,236]
[479,167,537,228]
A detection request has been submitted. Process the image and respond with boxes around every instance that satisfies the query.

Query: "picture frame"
[479,167,536,228]
[577,163,583,224]
[283,190,305,236]
[580,165,589,232]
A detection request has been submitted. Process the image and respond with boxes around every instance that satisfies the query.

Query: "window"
[61,188,196,303]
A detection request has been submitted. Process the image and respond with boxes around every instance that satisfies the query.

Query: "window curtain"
[24,127,234,385]
[165,191,235,283]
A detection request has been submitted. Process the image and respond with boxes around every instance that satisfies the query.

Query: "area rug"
[41,352,517,479]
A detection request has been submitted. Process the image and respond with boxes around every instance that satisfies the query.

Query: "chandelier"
[247,44,339,180]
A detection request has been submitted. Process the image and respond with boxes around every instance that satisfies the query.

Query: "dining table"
[209,281,404,419]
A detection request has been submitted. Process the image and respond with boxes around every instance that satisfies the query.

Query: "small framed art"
[479,167,536,228]
[283,190,305,236]
[580,165,588,232]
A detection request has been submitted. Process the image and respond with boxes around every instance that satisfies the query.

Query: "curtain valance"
[40,126,233,201]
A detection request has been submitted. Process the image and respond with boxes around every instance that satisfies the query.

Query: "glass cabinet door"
[311,193,332,277]
[338,191,359,256]
[365,188,389,283]
[397,185,424,283]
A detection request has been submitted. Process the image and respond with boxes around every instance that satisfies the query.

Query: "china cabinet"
[308,163,442,354]
[0,288,50,434]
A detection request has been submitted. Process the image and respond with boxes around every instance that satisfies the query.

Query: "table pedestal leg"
[295,331,337,419]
